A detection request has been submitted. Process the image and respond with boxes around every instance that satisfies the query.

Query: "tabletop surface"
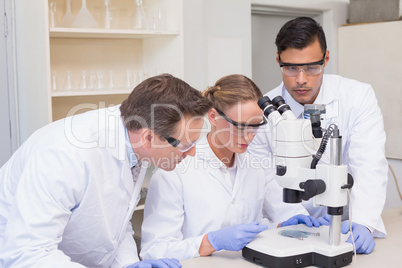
[181,206,402,267]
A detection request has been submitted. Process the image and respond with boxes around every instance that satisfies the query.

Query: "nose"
[296,68,308,84]
[183,145,196,157]
[246,131,255,142]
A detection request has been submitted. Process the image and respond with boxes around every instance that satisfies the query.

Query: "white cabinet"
[46,0,182,121]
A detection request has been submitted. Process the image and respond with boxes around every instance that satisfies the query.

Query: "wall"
[337,21,402,209]
[183,0,252,90]
[14,0,50,143]
[251,0,349,75]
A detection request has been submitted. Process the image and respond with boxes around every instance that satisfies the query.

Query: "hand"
[280,214,320,227]
[317,214,331,226]
[341,221,375,254]
[207,221,268,251]
[125,258,182,268]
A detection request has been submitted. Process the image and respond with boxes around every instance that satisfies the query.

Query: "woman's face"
[209,100,265,154]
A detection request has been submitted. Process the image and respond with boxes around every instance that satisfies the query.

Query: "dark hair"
[120,73,212,137]
[202,74,263,112]
[275,17,327,55]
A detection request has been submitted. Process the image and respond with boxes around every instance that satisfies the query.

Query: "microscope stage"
[242,225,353,268]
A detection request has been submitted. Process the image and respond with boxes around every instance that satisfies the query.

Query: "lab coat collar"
[106,106,147,195]
[124,125,138,168]
[195,134,238,170]
[104,105,127,163]
[195,134,246,196]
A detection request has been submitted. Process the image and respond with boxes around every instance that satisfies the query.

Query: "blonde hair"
[202,74,263,112]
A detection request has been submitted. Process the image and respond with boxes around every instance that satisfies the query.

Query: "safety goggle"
[279,53,325,77]
[216,108,267,136]
[164,136,197,152]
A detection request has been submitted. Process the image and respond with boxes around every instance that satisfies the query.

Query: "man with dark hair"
[249,17,387,254]
[0,74,212,267]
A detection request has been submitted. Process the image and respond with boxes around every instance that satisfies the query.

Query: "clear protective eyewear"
[164,136,197,152]
[279,53,326,77]
[216,108,267,136]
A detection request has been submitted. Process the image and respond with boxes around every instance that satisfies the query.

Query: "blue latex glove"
[207,221,268,251]
[317,214,331,226]
[341,221,375,254]
[280,214,320,227]
[125,258,182,268]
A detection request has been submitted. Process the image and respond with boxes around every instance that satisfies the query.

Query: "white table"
[181,206,402,267]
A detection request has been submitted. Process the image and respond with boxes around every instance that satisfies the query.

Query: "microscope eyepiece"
[271,96,285,107]
[272,96,292,114]
[258,96,278,117]
[257,96,272,109]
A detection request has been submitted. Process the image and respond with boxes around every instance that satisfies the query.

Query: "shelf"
[49,27,180,39]
[52,89,132,97]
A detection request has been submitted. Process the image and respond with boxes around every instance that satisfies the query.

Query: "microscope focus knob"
[299,179,326,200]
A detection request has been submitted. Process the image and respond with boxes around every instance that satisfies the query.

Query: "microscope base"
[242,225,353,268]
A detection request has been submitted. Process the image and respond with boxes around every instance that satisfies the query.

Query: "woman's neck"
[207,132,235,168]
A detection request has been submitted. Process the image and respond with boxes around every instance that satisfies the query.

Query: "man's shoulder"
[323,74,372,92]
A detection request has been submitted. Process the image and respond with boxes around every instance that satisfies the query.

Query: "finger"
[135,262,152,268]
[281,218,295,227]
[345,234,353,244]
[324,215,331,222]
[354,233,364,253]
[365,239,376,254]
[161,258,182,268]
[341,220,351,234]
[308,216,320,227]
[148,260,169,268]
[257,224,268,232]
[243,223,269,233]
[299,215,313,227]
[318,217,330,226]
[169,258,181,266]
[356,231,375,254]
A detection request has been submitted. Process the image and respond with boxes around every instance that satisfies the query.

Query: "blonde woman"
[140,74,318,261]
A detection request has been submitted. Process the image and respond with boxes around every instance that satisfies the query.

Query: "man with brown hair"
[0,74,212,268]
[249,17,387,254]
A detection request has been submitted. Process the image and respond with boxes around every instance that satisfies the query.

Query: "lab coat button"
[232,199,236,204]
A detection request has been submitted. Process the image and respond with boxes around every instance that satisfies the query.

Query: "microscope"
[242,96,354,268]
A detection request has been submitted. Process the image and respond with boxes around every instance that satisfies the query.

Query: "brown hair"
[120,73,212,137]
[202,74,263,112]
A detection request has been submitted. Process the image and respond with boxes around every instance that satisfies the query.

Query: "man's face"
[150,116,205,171]
[277,39,329,105]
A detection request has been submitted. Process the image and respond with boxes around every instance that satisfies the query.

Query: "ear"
[208,108,218,127]
[140,129,154,149]
[276,51,280,65]
[323,50,330,67]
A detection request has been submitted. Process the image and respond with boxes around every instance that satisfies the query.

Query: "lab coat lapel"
[231,153,246,197]
[106,106,139,195]
[120,160,134,195]
[196,136,233,195]
[319,78,341,128]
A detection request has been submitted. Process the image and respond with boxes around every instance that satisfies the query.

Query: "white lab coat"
[0,106,146,267]
[248,74,388,237]
[140,135,308,261]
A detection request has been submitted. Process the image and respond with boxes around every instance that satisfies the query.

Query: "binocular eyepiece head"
[258,95,292,116]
